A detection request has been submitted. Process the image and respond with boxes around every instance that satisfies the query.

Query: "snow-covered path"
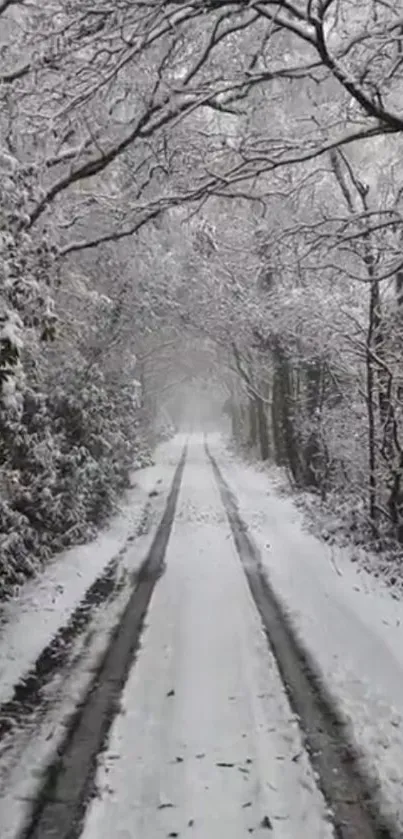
[2,434,400,839]
[82,439,332,839]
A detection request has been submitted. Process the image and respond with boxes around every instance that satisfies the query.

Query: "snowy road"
[1,437,399,839]
[81,439,332,839]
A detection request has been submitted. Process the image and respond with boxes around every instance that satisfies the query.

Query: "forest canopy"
[1,0,403,592]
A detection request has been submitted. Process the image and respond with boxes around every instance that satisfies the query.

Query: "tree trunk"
[302,359,323,489]
[248,397,258,448]
[256,394,269,461]
[365,279,378,533]
[271,343,300,481]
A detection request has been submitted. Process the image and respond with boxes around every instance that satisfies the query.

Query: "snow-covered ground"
[210,436,403,830]
[0,438,182,707]
[0,438,187,839]
[82,439,333,839]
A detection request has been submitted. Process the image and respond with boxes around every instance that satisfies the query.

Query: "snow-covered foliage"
[0,157,56,397]
[0,329,152,596]
[0,160,152,598]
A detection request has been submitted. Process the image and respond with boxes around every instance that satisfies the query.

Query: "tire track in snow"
[0,492,157,748]
[206,442,398,839]
[0,557,123,744]
[17,444,187,839]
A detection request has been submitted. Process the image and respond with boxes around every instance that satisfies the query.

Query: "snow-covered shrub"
[0,160,150,598]
[0,346,148,594]
[0,156,57,389]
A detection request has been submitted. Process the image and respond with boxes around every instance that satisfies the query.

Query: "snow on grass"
[0,438,182,708]
[211,435,403,830]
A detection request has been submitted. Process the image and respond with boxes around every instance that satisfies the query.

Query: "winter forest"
[1,0,403,594]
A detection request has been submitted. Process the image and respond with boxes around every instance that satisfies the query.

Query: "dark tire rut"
[17,445,187,839]
[0,493,157,746]
[206,442,400,839]
[0,558,122,744]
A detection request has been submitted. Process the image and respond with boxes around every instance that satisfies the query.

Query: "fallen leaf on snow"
[260,815,273,830]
